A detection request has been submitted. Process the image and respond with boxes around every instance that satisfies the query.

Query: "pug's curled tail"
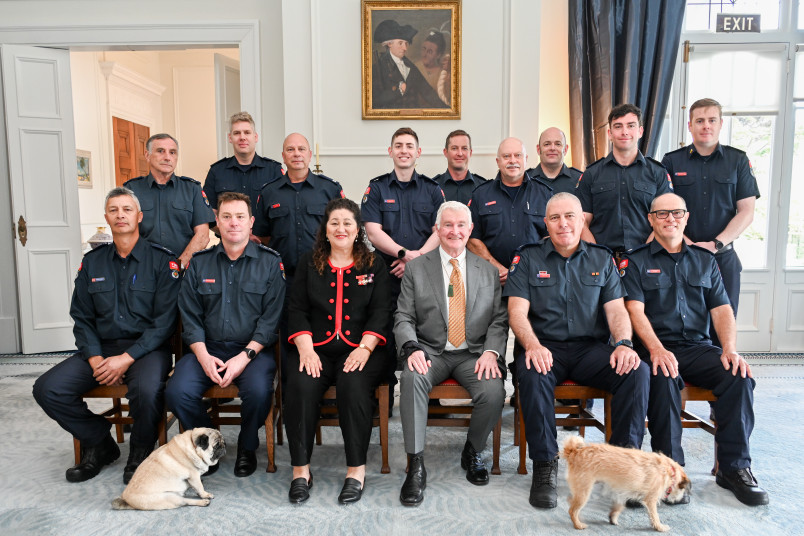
[111,497,133,510]
[561,435,585,459]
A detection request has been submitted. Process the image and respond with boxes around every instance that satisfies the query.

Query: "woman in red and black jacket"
[285,198,390,505]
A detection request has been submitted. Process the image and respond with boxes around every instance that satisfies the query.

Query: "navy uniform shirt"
[179,241,285,347]
[661,144,760,243]
[252,172,344,274]
[575,152,673,251]
[433,169,487,205]
[504,238,623,342]
[71,239,180,361]
[361,171,445,265]
[468,172,553,266]
[203,154,284,225]
[621,241,731,342]
[526,163,582,195]
[124,173,216,257]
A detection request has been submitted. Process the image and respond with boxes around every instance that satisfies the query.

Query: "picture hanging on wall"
[77,150,92,188]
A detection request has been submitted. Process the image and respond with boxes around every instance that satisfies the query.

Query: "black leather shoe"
[625,499,643,508]
[234,446,257,477]
[529,458,558,509]
[460,440,489,485]
[716,467,769,506]
[663,488,691,506]
[123,445,153,484]
[400,452,426,506]
[289,473,313,504]
[202,462,219,477]
[66,434,120,483]
[338,477,364,504]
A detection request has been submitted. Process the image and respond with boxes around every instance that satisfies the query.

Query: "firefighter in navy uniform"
[525,127,581,195]
[433,129,487,205]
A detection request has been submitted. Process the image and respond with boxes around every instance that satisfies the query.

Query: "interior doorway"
[112,116,150,186]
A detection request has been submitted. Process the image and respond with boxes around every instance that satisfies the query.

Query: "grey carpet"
[0,359,800,535]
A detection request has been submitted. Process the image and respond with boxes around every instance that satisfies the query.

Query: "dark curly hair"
[312,198,375,274]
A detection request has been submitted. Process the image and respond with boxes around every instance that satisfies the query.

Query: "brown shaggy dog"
[562,436,690,532]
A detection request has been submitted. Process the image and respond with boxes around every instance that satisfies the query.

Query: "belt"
[715,243,734,255]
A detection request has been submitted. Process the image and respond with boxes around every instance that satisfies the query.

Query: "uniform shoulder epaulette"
[568,166,582,176]
[315,173,341,186]
[587,242,614,256]
[721,144,747,157]
[472,178,495,192]
[123,175,146,186]
[530,175,553,191]
[208,156,230,168]
[645,156,666,169]
[664,145,687,157]
[689,243,716,256]
[84,243,111,256]
[149,242,176,257]
[583,156,605,170]
[176,175,201,185]
[471,172,488,182]
[420,173,438,184]
[257,154,283,166]
[514,241,542,254]
[370,173,392,182]
[257,244,281,257]
[624,243,650,256]
[192,246,215,257]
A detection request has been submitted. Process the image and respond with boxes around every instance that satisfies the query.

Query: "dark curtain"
[568,0,686,169]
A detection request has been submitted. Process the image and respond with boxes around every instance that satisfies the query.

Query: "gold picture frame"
[362,0,461,120]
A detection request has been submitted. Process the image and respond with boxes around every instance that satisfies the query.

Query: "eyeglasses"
[649,209,687,220]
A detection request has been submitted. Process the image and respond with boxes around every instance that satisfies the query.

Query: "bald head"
[537,127,568,171]
[282,133,312,176]
[496,137,527,184]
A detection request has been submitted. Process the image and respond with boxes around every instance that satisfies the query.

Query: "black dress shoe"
[529,458,558,509]
[123,445,153,484]
[400,452,426,506]
[66,434,120,483]
[716,467,769,506]
[663,488,691,506]
[460,440,489,485]
[202,462,219,477]
[234,446,257,477]
[338,477,364,504]
[289,473,313,504]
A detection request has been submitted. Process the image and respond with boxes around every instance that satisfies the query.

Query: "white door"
[214,53,240,159]
[1,45,81,353]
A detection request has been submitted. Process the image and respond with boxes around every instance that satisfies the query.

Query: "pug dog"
[562,436,690,532]
[112,428,226,510]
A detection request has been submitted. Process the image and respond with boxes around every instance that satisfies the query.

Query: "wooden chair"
[315,383,391,474]
[405,377,503,475]
[200,339,284,472]
[680,382,718,474]
[513,380,612,475]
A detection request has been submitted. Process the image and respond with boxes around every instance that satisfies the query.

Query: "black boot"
[529,458,558,508]
[400,452,426,506]
[123,444,153,484]
[716,467,769,506]
[66,434,120,483]
[460,440,489,485]
[234,444,257,477]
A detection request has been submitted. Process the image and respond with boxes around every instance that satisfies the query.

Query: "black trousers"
[637,340,755,470]
[711,248,741,346]
[284,343,385,467]
[516,340,649,461]
[33,340,171,448]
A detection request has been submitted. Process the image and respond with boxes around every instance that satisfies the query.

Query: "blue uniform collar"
[543,237,589,260]
[649,239,689,257]
[111,237,147,262]
[213,240,260,260]
[146,173,176,188]
[277,171,315,189]
[225,154,266,169]
[687,143,724,159]
[603,150,646,168]
[389,170,420,186]
[440,169,475,184]
[533,163,572,179]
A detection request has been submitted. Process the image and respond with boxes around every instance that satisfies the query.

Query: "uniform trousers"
[637,340,755,471]
[711,248,741,346]
[33,339,171,448]
[284,343,386,467]
[400,349,505,454]
[516,340,649,461]
[165,340,275,451]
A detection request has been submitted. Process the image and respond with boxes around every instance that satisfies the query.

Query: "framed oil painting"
[77,150,92,188]
[362,0,461,120]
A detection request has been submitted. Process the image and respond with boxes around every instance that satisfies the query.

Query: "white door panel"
[2,45,81,353]
[214,53,240,159]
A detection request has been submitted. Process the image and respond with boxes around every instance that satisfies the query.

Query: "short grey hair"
[146,133,179,153]
[105,186,141,212]
[650,193,687,212]
[435,201,472,228]
[545,192,582,214]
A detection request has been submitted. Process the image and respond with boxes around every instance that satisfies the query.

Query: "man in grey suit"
[394,201,508,507]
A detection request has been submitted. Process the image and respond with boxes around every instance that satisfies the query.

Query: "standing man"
[362,127,445,407]
[661,98,759,323]
[33,187,180,484]
[505,192,649,509]
[576,104,674,258]
[395,201,507,506]
[204,111,284,242]
[622,193,768,506]
[468,137,553,286]
[125,133,215,269]
[433,129,487,205]
[526,127,582,194]
[253,133,343,379]
[166,192,285,478]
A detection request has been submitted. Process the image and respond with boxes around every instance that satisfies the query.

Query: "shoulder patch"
[362,186,371,204]
[201,190,210,205]
[508,254,521,274]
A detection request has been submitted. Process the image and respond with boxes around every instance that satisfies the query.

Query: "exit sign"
[716,13,761,33]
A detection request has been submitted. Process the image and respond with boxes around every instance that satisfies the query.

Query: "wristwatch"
[613,339,634,349]
[714,239,726,252]
[397,248,407,259]
[358,343,373,355]
[244,347,257,360]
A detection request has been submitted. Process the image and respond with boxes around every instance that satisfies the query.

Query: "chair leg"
[315,423,322,445]
[517,388,528,475]
[378,384,390,474]
[73,438,81,465]
[491,416,502,475]
[512,386,520,447]
[604,394,612,442]
[158,413,168,446]
[265,405,276,473]
[112,398,125,443]
[578,399,586,438]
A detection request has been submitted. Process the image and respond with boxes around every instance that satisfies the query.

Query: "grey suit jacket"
[394,248,508,365]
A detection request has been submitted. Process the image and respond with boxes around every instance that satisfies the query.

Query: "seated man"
[165,192,284,478]
[33,187,180,483]
[394,201,507,506]
[505,192,649,509]
[621,192,768,506]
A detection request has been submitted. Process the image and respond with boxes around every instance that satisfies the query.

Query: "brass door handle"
[17,215,27,247]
